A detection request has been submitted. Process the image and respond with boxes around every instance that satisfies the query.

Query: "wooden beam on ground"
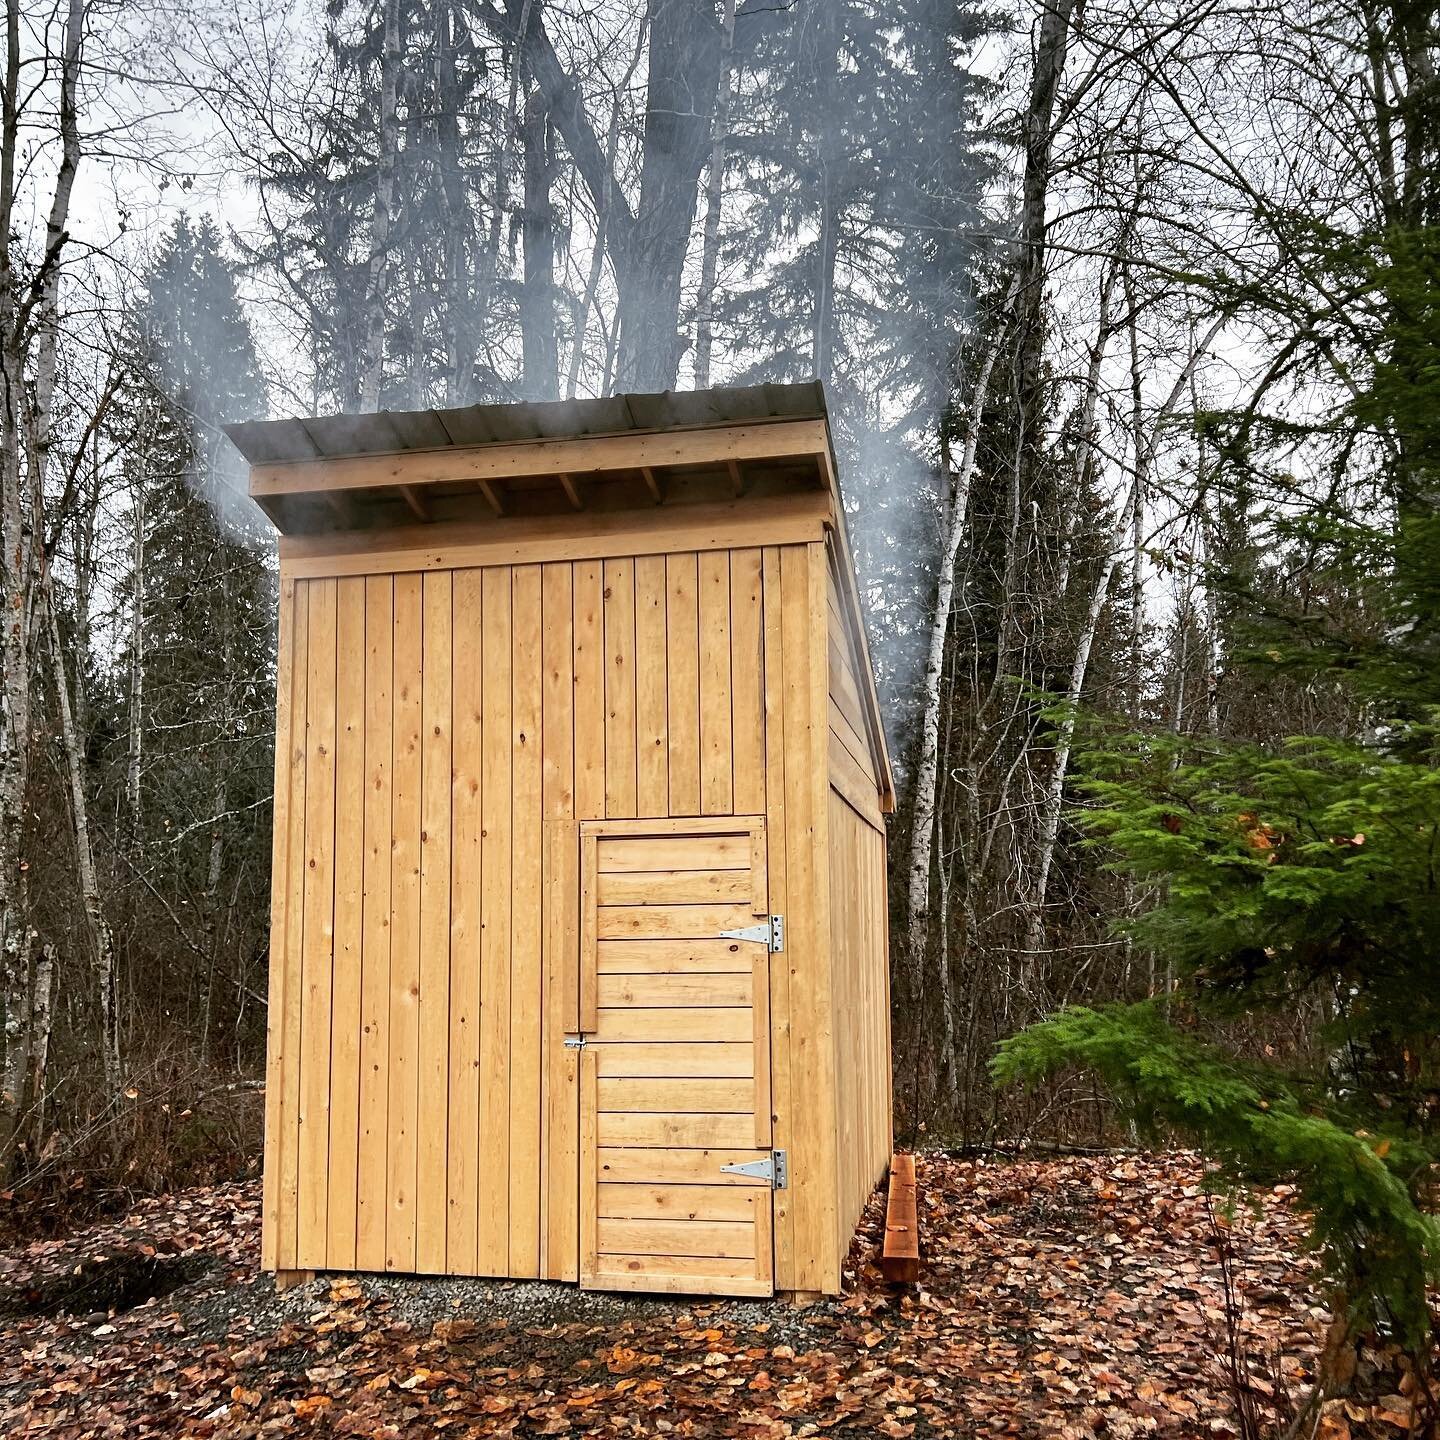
[478,478,506,516]
[558,472,585,510]
[880,1152,919,1284]
[640,466,664,504]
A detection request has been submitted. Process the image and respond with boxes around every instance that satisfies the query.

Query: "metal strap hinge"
[718,1149,788,1189]
[718,915,784,952]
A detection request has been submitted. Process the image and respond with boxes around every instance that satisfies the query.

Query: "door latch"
[719,1149,787,1189]
[562,1034,587,1050]
[718,915,785,952]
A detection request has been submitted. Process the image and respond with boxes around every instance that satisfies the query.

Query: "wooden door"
[578,819,775,1296]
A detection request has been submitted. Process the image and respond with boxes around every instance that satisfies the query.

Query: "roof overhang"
[226,382,894,810]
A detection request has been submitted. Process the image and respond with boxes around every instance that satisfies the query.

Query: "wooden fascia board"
[277,489,834,581]
[249,418,832,498]
[817,448,896,814]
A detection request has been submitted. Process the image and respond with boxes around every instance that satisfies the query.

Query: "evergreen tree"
[109,216,275,1066]
[993,37,1440,1376]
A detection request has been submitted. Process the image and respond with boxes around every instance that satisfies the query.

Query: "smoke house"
[228,382,894,1299]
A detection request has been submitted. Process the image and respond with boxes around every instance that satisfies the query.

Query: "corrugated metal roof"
[223,382,828,467]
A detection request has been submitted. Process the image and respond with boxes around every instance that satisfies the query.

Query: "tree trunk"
[1025,310,1229,957]
[46,588,119,1095]
[692,0,735,390]
[435,0,471,406]
[903,317,1008,1013]
[612,0,723,391]
[1013,0,1076,467]
[1023,492,1131,962]
[359,0,399,411]
[0,0,30,1175]
[521,87,559,400]
[2,0,83,1165]
[125,480,145,846]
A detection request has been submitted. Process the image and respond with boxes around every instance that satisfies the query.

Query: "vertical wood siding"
[826,789,892,1252]
[263,540,884,1295]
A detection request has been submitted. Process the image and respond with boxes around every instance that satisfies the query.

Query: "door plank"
[596,835,750,872]
[597,1077,755,1113]
[595,869,755,905]
[591,1042,754,1079]
[596,903,758,940]
[596,973,752,1009]
[587,1264,773,1297]
[595,939,753,974]
[596,1184,761,1222]
[593,1008,753,1043]
[596,1112,758,1149]
[595,1147,770,1185]
[597,1218,755,1260]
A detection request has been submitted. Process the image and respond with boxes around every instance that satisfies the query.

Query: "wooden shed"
[228,382,894,1300]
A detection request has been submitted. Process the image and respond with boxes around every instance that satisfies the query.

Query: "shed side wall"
[825,555,893,1253]
[263,544,843,1290]
[826,790,892,1251]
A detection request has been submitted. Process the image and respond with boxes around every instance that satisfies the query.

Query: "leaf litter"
[0,1153,1422,1438]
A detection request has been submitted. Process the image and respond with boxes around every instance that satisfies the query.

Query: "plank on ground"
[880,1152,920,1284]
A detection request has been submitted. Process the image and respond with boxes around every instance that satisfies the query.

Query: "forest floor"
[0,1151,1417,1439]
